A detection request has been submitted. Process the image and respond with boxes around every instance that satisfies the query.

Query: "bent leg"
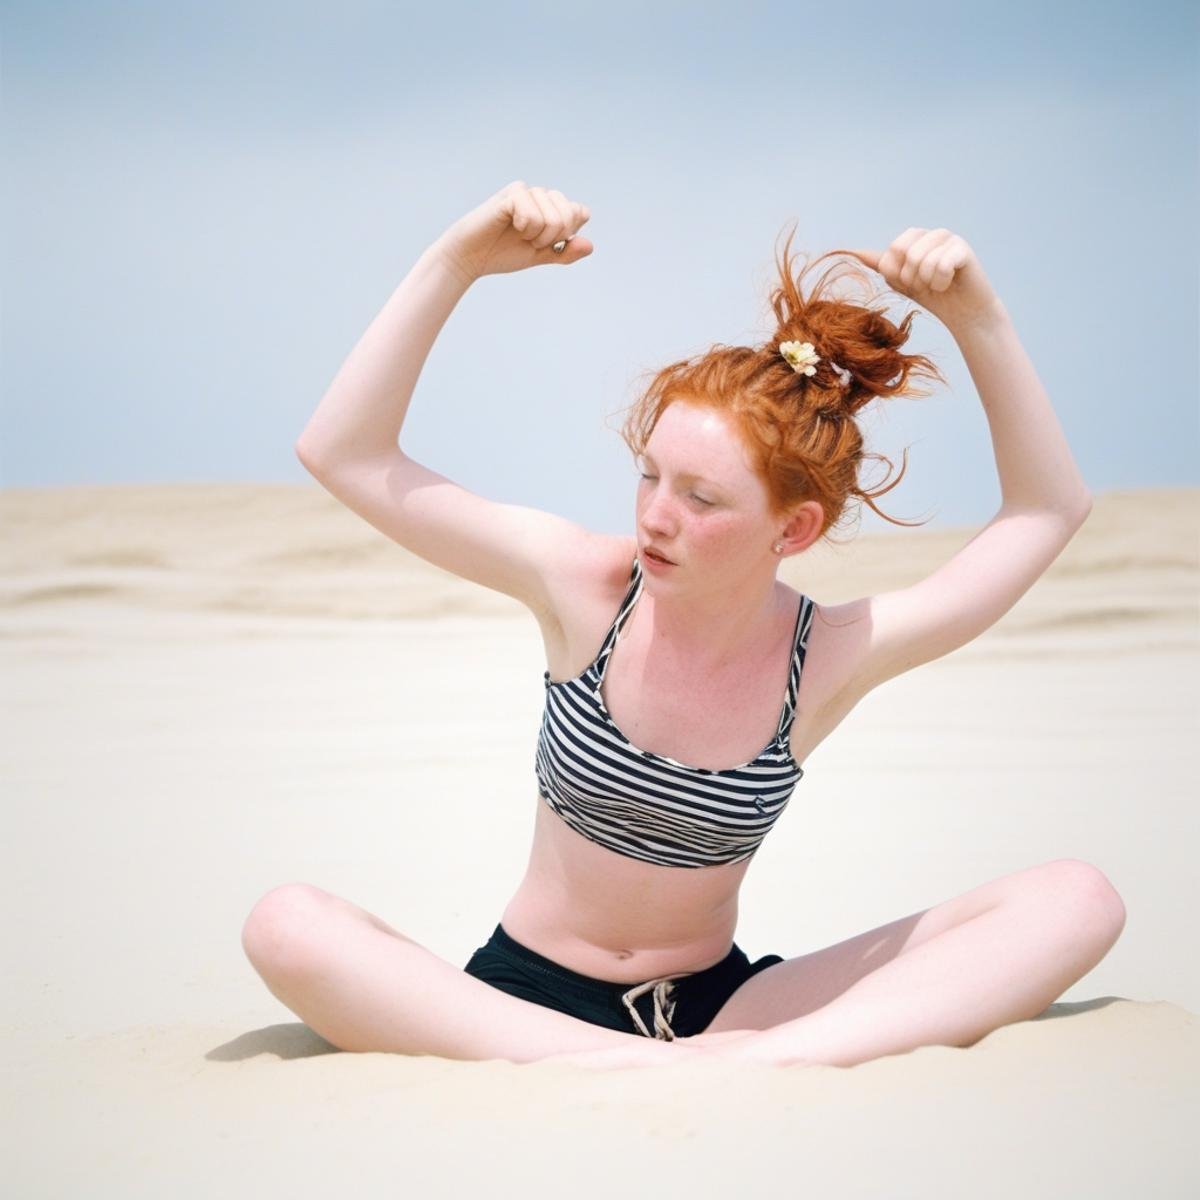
[241,883,666,1064]
[726,859,1127,1067]
[707,857,1126,1033]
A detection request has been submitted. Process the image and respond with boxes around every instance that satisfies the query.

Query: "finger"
[544,190,581,255]
[519,185,553,242]
[510,186,545,241]
[884,227,928,288]
[546,188,580,239]
[527,186,564,250]
[918,243,952,290]
[897,228,941,289]
[841,247,882,271]
[926,240,963,292]
[500,178,527,214]
[900,228,953,289]
[558,199,592,255]
[556,234,594,263]
[500,180,524,230]
[541,188,571,236]
[946,235,971,274]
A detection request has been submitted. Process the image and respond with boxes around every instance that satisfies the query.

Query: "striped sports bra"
[535,554,815,869]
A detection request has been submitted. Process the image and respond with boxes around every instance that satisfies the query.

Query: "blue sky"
[3,0,1197,534]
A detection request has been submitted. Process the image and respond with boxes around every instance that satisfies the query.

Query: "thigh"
[703,860,1057,1034]
[241,883,645,1061]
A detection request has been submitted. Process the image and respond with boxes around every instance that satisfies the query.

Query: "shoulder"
[537,532,637,654]
[785,593,877,762]
[576,532,638,605]
[597,533,639,589]
[797,593,871,695]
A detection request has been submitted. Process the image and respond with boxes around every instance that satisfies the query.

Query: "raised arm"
[295,182,602,617]
[829,229,1093,696]
[295,238,472,467]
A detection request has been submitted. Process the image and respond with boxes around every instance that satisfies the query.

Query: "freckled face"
[635,400,776,582]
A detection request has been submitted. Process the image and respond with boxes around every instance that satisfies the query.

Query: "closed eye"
[638,471,714,507]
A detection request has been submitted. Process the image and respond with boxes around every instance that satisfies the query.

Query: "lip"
[642,546,677,567]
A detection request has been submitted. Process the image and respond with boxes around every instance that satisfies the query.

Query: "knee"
[1042,859,1127,942]
[241,882,334,975]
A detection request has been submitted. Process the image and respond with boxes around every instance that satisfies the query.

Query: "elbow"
[294,438,329,478]
[1054,487,1093,525]
[1055,492,1093,534]
[295,434,328,469]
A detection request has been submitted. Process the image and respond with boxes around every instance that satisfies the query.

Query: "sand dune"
[3,482,1197,1196]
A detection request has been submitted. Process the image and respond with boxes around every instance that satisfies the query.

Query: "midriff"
[498,792,753,982]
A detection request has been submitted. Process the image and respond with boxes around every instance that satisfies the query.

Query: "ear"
[778,501,823,554]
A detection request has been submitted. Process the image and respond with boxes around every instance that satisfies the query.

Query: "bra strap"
[594,555,642,682]
[776,595,815,740]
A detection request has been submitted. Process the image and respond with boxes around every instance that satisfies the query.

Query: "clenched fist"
[432,180,594,284]
[840,227,1003,334]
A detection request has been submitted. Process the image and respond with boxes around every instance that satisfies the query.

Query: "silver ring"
[551,238,569,254]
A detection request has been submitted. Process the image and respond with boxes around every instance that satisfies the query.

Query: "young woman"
[241,181,1125,1070]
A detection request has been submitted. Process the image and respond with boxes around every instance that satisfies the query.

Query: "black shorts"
[463,922,785,1040]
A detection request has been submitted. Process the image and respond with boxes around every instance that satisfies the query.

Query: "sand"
[3,482,1197,1197]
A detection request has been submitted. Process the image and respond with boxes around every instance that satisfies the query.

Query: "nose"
[638,488,677,538]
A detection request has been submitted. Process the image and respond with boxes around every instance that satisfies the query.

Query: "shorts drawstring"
[620,976,680,1040]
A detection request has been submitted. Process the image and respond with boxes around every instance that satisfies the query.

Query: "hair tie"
[779,340,852,389]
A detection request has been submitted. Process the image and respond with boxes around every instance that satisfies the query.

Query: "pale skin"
[249,182,1125,1070]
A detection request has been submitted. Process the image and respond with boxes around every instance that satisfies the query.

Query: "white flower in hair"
[779,340,820,376]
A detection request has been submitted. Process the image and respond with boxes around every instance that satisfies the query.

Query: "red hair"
[610,221,948,542]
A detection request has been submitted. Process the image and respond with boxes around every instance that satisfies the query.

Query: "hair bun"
[615,219,949,540]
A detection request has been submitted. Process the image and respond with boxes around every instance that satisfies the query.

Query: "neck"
[629,569,791,673]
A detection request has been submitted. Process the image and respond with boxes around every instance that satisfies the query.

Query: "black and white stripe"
[536,555,814,869]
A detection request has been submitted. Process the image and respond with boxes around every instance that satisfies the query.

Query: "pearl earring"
[773,542,783,554]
